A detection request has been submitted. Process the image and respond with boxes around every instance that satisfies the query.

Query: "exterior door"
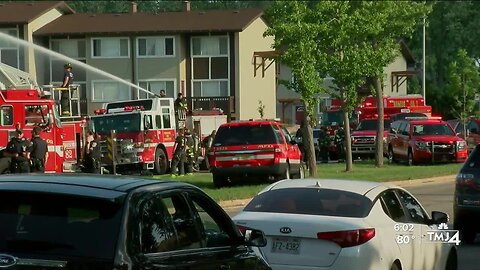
[396,189,435,270]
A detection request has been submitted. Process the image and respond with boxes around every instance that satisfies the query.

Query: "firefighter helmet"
[64,63,73,69]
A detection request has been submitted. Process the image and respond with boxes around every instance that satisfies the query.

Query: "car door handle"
[219,264,231,270]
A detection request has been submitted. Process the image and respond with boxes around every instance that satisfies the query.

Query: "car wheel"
[388,147,395,164]
[407,150,414,166]
[213,174,228,188]
[276,165,290,181]
[445,249,457,270]
[292,164,305,179]
[153,148,168,175]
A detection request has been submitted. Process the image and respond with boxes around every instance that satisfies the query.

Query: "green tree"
[444,49,480,135]
[352,1,430,167]
[264,1,325,176]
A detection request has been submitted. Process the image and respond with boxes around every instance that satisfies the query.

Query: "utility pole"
[422,16,426,105]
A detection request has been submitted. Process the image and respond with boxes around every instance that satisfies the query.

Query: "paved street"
[225,180,479,270]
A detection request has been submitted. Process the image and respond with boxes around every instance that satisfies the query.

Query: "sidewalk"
[218,174,456,209]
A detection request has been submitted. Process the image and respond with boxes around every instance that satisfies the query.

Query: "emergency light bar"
[404,116,442,120]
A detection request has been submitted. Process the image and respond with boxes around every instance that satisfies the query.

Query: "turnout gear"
[82,132,101,173]
[184,131,195,174]
[61,63,74,116]
[171,131,186,176]
[334,127,346,161]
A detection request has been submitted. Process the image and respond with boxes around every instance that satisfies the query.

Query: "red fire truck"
[89,97,227,174]
[0,62,84,173]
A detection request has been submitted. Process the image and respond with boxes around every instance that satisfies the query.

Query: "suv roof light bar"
[404,116,442,120]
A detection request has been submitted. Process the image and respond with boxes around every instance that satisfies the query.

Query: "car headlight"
[457,141,466,150]
[415,141,430,150]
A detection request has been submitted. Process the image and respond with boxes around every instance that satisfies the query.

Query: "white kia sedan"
[233,179,457,270]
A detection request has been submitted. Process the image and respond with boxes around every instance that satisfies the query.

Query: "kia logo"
[0,254,16,268]
[280,227,292,234]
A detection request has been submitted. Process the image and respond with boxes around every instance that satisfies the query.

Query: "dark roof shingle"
[35,8,264,36]
[0,1,74,24]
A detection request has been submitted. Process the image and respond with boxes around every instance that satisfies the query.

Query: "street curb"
[218,174,457,209]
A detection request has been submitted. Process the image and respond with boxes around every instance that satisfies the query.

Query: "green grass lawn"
[152,161,462,202]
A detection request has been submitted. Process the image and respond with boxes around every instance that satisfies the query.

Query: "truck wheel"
[213,174,228,188]
[388,147,395,164]
[276,165,291,181]
[154,148,168,175]
[292,164,305,179]
[407,150,415,166]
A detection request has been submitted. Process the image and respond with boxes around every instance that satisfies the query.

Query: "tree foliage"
[445,49,480,126]
[265,1,325,176]
[407,1,480,118]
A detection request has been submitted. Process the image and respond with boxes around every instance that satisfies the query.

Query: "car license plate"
[271,237,301,254]
[238,154,253,160]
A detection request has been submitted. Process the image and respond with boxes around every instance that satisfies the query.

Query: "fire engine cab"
[90,97,227,174]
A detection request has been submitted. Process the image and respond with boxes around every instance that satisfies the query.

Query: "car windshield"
[244,188,373,218]
[356,119,391,131]
[0,191,123,259]
[412,123,455,136]
[91,113,141,135]
[213,124,279,146]
[321,111,343,126]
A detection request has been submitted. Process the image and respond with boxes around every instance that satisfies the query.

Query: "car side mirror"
[391,128,397,134]
[244,228,267,247]
[430,211,449,225]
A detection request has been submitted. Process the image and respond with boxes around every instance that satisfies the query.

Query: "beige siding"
[237,17,276,120]
[24,8,63,79]
[178,35,187,96]
[383,53,407,96]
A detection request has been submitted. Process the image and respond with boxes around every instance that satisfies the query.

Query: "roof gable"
[35,8,264,36]
[0,1,74,24]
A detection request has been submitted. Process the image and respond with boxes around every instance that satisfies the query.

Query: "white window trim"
[91,37,130,59]
[91,79,132,102]
[136,36,176,58]
[190,35,230,97]
[137,78,177,98]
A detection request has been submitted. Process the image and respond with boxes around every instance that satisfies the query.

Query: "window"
[25,105,50,126]
[1,106,13,126]
[380,190,407,222]
[244,188,373,218]
[0,191,122,259]
[138,80,175,99]
[137,37,174,57]
[91,114,140,135]
[162,108,171,129]
[51,39,86,58]
[468,121,480,134]
[139,196,177,254]
[190,195,232,247]
[191,36,229,97]
[92,80,131,102]
[0,28,19,67]
[92,38,129,58]
[397,190,428,224]
[280,126,292,143]
[213,124,279,146]
[390,121,400,133]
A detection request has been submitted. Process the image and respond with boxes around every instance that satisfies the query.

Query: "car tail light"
[317,228,375,248]
[456,173,475,187]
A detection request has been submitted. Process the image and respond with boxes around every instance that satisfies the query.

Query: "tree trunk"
[302,102,317,177]
[374,76,384,167]
[343,109,353,172]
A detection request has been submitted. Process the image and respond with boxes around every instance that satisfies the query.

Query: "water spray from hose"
[0,32,155,96]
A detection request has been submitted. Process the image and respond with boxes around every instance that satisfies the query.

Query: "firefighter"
[202,130,216,170]
[174,93,188,128]
[5,129,32,173]
[171,128,186,177]
[192,131,201,172]
[30,126,48,173]
[334,126,346,162]
[295,122,306,163]
[184,128,195,175]
[318,126,330,163]
[82,131,102,173]
[60,63,74,116]
[159,89,166,97]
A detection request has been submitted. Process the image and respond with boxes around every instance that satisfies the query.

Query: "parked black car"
[454,144,480,243]
[0,175,270,269]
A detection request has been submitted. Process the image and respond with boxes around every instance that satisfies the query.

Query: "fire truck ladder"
[45,84,81,118]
